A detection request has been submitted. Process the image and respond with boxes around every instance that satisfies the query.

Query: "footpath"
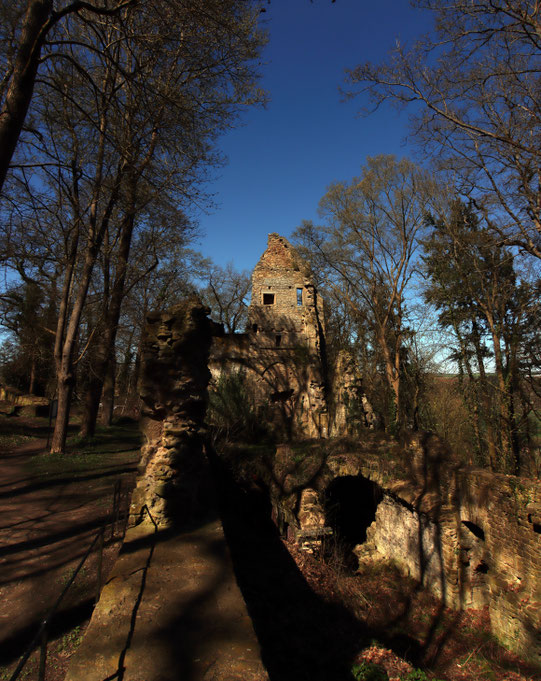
[64,515,269,681]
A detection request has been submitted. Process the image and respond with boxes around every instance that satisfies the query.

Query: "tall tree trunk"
[486,314,515,471]
[51,238,105,452]
[29,353,36,394]
[379,331,401,433]
[79,369,103,439]
[100,356,115,425]
[79,210,136,437]
[471,321,498,470]
[0,0,52,192]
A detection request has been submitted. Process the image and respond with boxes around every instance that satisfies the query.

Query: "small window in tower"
[252,324,258,333]
[296,288,303,306]
[263,293,275,305]
[275,334,282,347]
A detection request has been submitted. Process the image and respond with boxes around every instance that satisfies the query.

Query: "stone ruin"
[126,234,541,666]
[331,351,377,435]
[210,233,329,438]
[129,298,216,528]
[262,435,541,664]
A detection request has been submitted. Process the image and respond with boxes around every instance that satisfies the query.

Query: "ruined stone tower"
[248,233,325,354]
[210,233,328,438]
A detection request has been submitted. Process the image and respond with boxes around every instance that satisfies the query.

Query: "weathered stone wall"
[332,351,377,435]
[209,233,328,438]
[361,496,452,597]
[455,470,541,660]
[129,299,215,528]
[258,434,540,663]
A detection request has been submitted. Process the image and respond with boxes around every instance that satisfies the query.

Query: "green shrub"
[351,661,388,681]
[207,371,269,444]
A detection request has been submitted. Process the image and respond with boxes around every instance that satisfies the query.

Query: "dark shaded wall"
[129,299,215,528]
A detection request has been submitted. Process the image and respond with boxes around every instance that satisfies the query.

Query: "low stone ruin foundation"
[260,435,541,664]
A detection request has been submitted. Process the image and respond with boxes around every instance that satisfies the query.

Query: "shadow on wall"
[210,310,328,440]
[209,446,425,681]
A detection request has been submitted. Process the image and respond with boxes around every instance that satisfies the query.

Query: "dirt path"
[0,417,139,680]
[64,517,269,681]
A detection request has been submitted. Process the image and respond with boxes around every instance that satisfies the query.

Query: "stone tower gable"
[252,232,308,274]
[209,232,328,438]
[249,233,318,337]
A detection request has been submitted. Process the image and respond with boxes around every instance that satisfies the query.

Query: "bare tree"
[346,0,541,259]
[200,262,251,334]
[294,155,436,433]
[0,0,139,194]
[2,0,266,452]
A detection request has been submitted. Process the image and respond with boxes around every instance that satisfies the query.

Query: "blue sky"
[197,0,433,272]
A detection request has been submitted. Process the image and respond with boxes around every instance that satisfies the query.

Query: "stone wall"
[129,299,215,528]
[331,351,377,435]
[209,233,328,438]
[455,470,541,659]
[258,434,541,663]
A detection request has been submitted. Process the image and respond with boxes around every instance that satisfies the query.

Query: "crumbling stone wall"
[455,470,541,660]
[129,299,215,528]
[332,351,377,435]
[258,434,540,663]
[209,233,328,438]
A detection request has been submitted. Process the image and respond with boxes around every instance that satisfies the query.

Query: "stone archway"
[323,475,383,567]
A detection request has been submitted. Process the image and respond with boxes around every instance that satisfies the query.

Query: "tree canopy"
[346,0,541,259]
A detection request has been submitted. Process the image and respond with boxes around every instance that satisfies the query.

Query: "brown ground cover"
[0,415,139,681]
[213,447,541,681]
[286,536,541,681]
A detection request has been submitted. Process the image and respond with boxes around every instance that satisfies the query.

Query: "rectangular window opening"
[263,293,275,305]
[275,334,282,347]
[296,288,303,306]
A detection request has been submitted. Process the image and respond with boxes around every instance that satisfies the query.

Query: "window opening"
[252,324,258,333]
[263,293,275,305]
[275,334,282,347]
[296,288,303,306]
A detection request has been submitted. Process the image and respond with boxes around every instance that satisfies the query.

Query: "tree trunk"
[0,0,52,192]
[29,354,36,394]
[50,362,75,454]
[486,315,515,471]
[79,209,136,437]
[100,355,115,425]
[79,373,103,439]
[380,338,401,433]
[51,243,104,452]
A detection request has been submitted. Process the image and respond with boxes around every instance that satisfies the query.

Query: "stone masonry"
[129,298,215,528]
[210,233,328,438]
[255,435,541,664]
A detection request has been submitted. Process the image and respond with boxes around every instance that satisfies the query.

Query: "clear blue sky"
[197,0,433,272]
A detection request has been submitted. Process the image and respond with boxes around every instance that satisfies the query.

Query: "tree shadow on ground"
[0,465,138,500]
[209,446,422,681]
[0,599,95,665]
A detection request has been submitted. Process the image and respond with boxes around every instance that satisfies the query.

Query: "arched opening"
[324,475,382,567]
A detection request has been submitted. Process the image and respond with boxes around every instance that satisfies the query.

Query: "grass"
[0,431,33,448]
[25,422,141,478]
[59,565,88,587]
[0,625,87,681]
[57,625,85,652]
